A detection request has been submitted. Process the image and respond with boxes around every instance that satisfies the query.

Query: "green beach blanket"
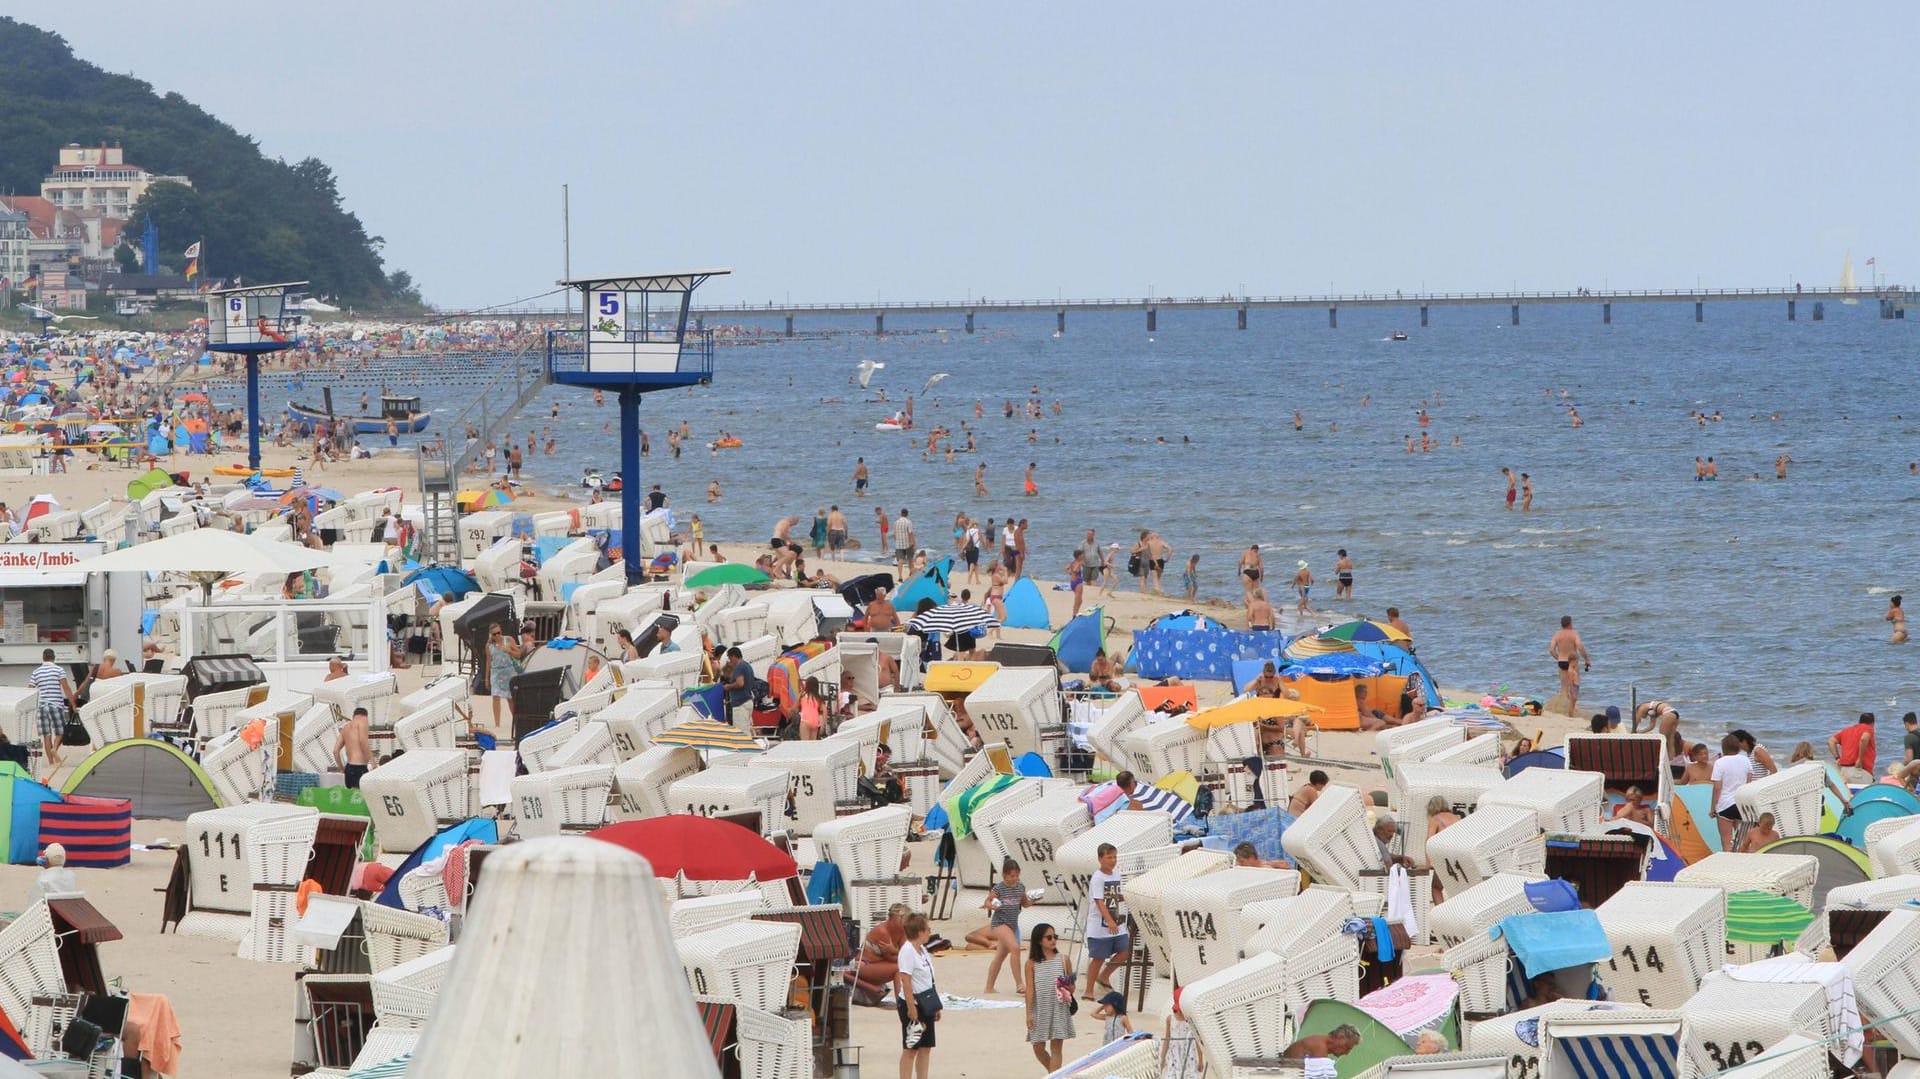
[1726,889,1814,946]
[944,774,1019,841]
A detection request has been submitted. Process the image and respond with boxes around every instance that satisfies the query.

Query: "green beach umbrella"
[685,563,771,588]
[1726,889,1815,947]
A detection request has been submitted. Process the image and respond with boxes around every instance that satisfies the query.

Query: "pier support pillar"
[1813,302,1824,321]
[1419,305,1429,328]
[1146,308,1157,332]
[1328,307,1338,329]
[1695,301,1704,323]
[875,314,885,335]
[1057,310,1066,335]
[1510,304,1520,326]
[965,311,974,333]
[1787,300,1795,321]
[1882,299,1895,319]
[784,315,794,337]
[1602,302,1611,325]
[1237,306,1247,330]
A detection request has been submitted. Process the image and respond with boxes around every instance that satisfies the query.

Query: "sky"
[26,2,1920,308]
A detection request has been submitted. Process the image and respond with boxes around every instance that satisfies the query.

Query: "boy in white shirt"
[1710,733,1752,851]
[1083,842,1132,999]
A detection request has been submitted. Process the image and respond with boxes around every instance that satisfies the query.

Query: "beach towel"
[1385,864,1418,936]
[945,774,1020,841]
[1080,781,1127,825]
[1492,909,1612,979]
[1128,783,1195,825]
[1724,952,1861,1064]
[1199,806,1292,861]
[806,860,845,906]
[127,992,183,1077]
[1357,974,1460,1043]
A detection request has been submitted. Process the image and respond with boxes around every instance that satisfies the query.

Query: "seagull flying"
[855,359,885,389]
[921,372,949,396]
[24,304,99,324]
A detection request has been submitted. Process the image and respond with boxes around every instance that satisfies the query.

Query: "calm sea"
[231,300,1920,747]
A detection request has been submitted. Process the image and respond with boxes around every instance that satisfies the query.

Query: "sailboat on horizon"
[1841,252,1859,303]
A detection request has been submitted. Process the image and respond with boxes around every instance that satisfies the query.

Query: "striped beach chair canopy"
[1542,1012,1687,1079]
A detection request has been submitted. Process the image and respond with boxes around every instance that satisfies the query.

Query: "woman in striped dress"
[965,858,1033,995]
[1024,922,1075,1070]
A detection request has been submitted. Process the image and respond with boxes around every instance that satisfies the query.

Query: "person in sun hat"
[1292,560,1314,615]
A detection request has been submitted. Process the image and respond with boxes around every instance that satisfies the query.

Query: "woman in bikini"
[985,563,1008,636]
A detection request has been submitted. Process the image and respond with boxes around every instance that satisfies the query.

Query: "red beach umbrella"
[587,816,797,881]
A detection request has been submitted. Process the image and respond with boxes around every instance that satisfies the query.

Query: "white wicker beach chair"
[669,765,791,837]
[396,862,451,913]
[592,681,682,758]
[995,788,1096,904]
[311,670,401,732]
[348,1027,421,1075]
[191,683,264,740]
[511,763,616,838]
[1278,930,1362,1011]
[669,891,767,937]
[622,648,703,696]
[1426,806,1546,900]
[199,728,271,807]
[709,603,771,647]
[676,919,803,1012]
[1424,731,1505,770]
[369,943,456,1029]
[812,804,912,882]
[1706,1035,1832,1079]
[930,738,1017,808]
[393,674,469,730]
[1430,873,1548,948]
[1054,809,1175,911]
[844,876,924,934]
[289,703,342,773]
[1867,816,1920,877]
[1182,952,1298,1069]
[0,902,64,1042]
[79,677,139,746]
[1678,972,1832,1077]
[1086,691,1150,770]
[1125,847,1234,971]
[878,689,970,777]
[1394,762,1504,864]
[963,666,1060,759]
[733,1005,812,1079]
[515,714,582,774]
[1161,866,1302,983]
[1734,763,1826,838]
[1673,852,1819,909]
[359,902,451,975]
[1463,1000,1645,1078]
[548,720,618,770]
[1826,873,1920,911]
[179,804,314,941]
[1594,883,1726,1008]
[610,743,703,820]
[757,738,861,835]
[1375,717,1462,784]
[0,687,36,747]
[360,749,471,854]
[1444,929,1518,1016]
[1840,907,1920,1057]
[1054,1036,1164,1078]
[1281,785,1379,891]
[1481,768,1606,835]
[1242,888,1359,958]
[392,699,462,752]
[1120,712,1211,779]
[1370,1051,1519,1078]
[126,671,188,731]
[1539,1010,1693,1079]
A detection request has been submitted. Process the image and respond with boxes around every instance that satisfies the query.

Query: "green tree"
[113,242,139,272]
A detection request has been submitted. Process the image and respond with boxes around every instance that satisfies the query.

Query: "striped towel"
[1724,952,1861,1065]
[1130,784,1193,824]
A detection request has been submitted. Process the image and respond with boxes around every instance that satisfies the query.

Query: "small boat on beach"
[286,393,431,435]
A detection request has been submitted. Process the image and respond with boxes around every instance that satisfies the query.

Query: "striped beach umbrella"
[908,601,1000,637]
[1725,889,1814,948]
[651,717,763,752]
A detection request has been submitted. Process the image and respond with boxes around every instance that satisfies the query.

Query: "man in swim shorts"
[1334,549,1354,600]
[1548,616,1590,711]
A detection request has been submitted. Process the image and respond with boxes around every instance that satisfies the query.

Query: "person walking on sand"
[1239,544,1264,604]
[1082,843,1131,1000]
[893,912,940,1078]
[853,456,869,497]
[1889,595,1908,643]
[893,509,915,578]
[28,648,76,778]
[1521,472,1534,511]
[1549,616,1590,711]
[1503,467,1517,511]
[1334,549,1354,601]
[1291,561,1314,615]
[1024,922,1076,1071]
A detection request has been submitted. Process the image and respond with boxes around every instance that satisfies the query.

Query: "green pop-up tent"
[126,465,176,501]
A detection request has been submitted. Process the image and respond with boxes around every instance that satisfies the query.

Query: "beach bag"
[63,715,90,747]
[1126,554,1143,577]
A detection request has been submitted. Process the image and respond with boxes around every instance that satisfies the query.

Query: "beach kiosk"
[205,281,304,470]
[550,270,729,584]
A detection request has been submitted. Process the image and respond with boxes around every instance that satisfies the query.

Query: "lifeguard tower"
[205,281,305,470]
[550,270,729,584]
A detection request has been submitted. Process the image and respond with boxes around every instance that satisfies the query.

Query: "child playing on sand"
[1182,554,1199,602]
[965,859,1032,995]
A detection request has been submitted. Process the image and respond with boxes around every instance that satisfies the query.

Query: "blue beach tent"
[894,558,951,612]
[1000,576,1050,630]
[376,817,500,909]
[1050,606,1107,673]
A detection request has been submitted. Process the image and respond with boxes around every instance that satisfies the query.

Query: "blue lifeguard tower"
[204,281,304,470]
[550,270,729,584]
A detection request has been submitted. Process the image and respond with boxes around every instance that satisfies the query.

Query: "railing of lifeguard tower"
[543,328,716,381]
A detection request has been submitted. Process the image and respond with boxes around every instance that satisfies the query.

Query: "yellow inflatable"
[212,465,297,478]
